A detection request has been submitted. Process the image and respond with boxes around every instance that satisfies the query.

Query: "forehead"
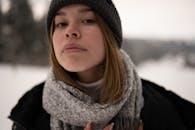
[56,4,93,16]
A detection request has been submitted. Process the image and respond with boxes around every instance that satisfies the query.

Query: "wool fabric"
[42,50,144,130]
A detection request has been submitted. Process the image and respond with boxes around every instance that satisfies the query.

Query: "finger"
[138,120,143,130]
[103,123,114,130]
[138,124,143,130]
[84,122,92,130]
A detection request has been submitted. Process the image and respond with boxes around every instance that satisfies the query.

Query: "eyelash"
[55,22,67,28]
[54,18,96,28]
[82,19,96,24]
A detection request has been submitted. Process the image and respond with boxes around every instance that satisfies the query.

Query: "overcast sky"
[114,0,195,40]
[1,0,195,40]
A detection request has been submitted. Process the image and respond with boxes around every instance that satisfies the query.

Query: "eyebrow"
[55,7,93,16]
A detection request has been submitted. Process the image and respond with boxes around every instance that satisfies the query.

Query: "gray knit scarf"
[43,50,144,130]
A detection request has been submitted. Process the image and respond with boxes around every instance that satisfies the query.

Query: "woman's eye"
[55,22,67,28]
[82,19,96,24]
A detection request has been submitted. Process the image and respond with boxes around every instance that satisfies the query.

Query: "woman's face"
[52,4,105,82]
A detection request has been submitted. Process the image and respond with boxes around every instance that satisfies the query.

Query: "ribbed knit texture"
[47,0,122,47]
[42,49,144,130]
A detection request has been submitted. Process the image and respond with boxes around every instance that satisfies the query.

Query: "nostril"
[65,31,80,39]
[72,33,77,37]
[66,34,69,37]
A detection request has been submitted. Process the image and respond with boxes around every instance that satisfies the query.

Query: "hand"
[138,120,143,130]
[138,124,143,130]
[84,122,114,130]
[84,121,143,130]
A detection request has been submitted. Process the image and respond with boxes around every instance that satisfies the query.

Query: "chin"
[62,65,87,73]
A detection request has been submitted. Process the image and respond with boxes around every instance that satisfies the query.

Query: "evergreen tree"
[7,0,35,54]
[0,0,3,61]
[0,0,2,38]
[2,0,49,65]
[0,1,2,36]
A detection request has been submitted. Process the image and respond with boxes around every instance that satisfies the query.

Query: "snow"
[0,64,48,130]
[1,57,195,129]
[138,56,195,103]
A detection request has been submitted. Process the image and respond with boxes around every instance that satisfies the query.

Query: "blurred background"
[0,0,195,129]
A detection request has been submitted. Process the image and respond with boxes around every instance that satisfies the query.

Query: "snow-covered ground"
[0,65,49,130]
[1,56,195,130]
[138,56,195,103]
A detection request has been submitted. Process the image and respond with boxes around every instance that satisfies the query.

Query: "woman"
[9,0,195,130]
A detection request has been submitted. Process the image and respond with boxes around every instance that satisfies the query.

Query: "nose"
[65,24,81,39]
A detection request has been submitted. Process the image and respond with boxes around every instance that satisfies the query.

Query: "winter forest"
[0,0,49,65]
[1,0,195,66]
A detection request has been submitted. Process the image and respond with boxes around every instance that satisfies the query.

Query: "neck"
[76,65,104,83]
[77,78,103,88]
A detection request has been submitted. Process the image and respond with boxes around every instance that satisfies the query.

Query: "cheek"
[52,32,62,54]
[90,32,105,61]
[52,32,60,46]
[88,28,104,46]
[93,32,105,52]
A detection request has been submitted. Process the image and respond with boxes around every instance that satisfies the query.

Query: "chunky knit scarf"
[43,50,144,130]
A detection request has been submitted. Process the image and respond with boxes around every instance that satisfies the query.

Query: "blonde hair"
[49,14,126,104]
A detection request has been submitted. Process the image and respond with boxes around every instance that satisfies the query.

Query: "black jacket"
[9,79,195,130]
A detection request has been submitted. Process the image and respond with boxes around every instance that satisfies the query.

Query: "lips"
[62,43,86,53]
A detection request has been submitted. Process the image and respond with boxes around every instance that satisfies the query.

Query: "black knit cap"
[47,0,122,48]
